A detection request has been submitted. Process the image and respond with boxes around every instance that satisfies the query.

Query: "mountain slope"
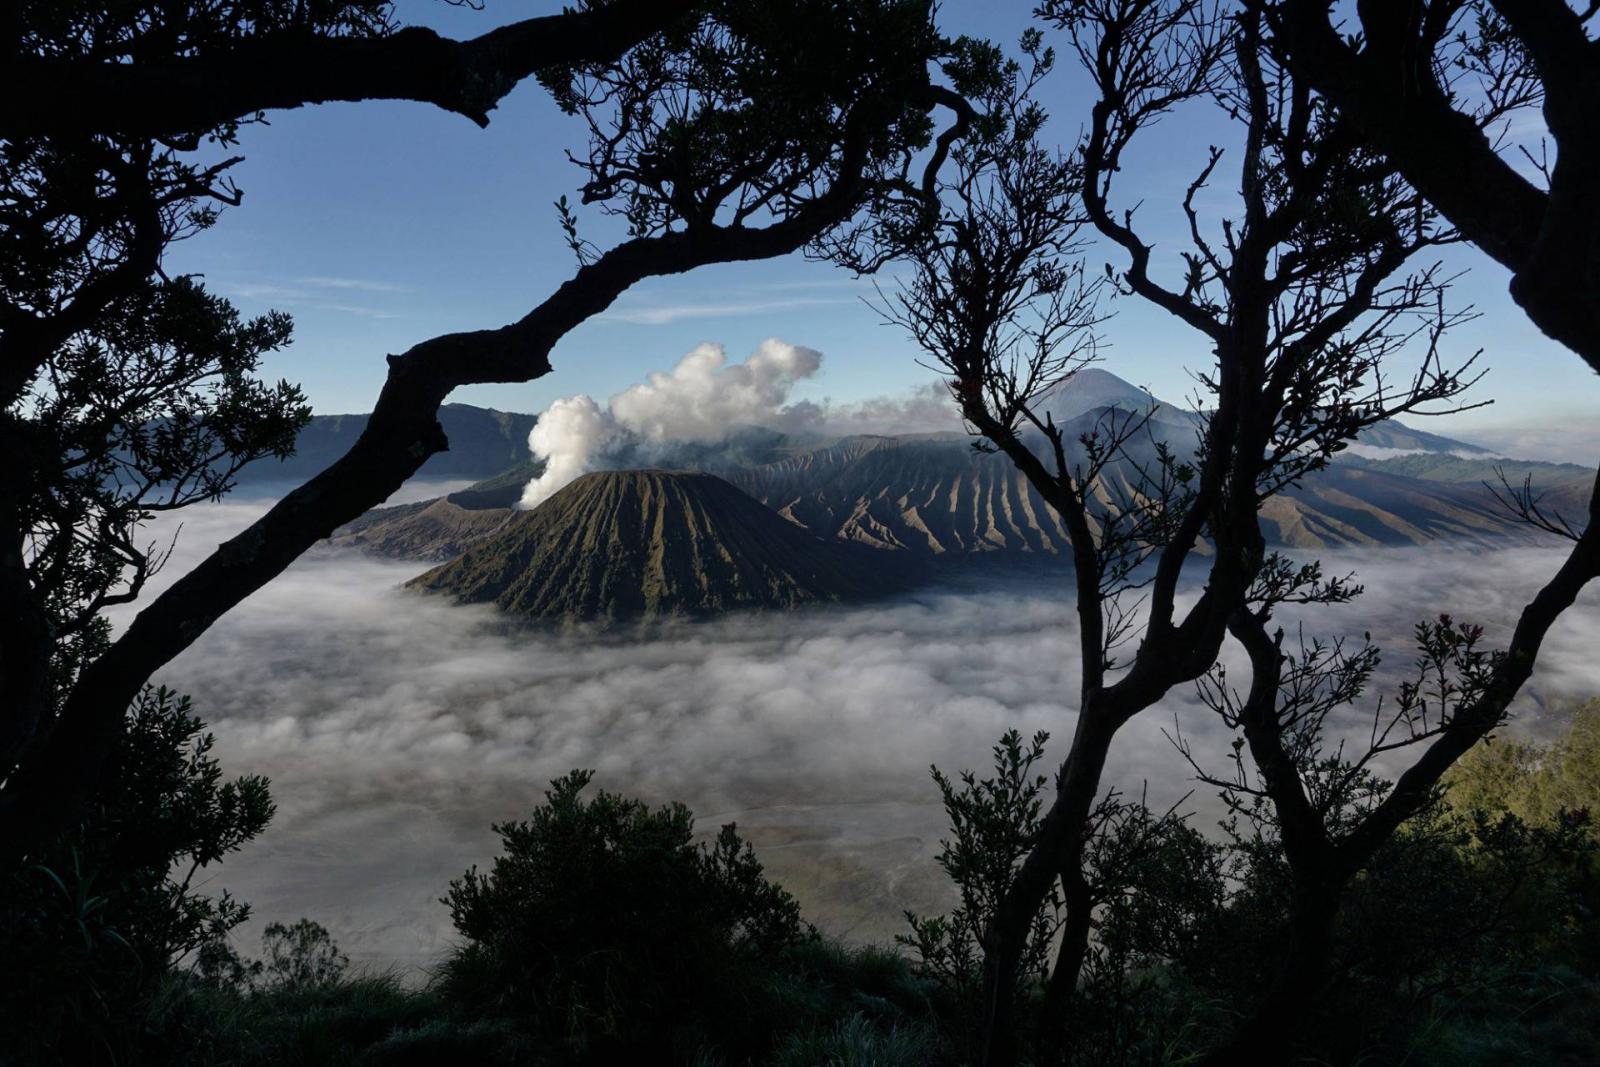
[327,371,1553,563]
[408,470,916,621]
[332,496,518,561]
[1347,419,1495,455]
[239,404,537,484]
[1260,467,1528,547]
[341,432,1537,564]
[730,423,1531,553]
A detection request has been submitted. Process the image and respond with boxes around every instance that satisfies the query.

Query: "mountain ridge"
[238,403,538,485]
[252,369,1517,492]
[323,372,1585,591]
[407,470,919,622]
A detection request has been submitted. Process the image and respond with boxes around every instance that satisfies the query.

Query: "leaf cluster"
[543,0,938,249]
[0,686,274,1063]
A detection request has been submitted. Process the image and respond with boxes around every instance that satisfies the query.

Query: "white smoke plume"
[521,396,616,509]
[518,338,823,509]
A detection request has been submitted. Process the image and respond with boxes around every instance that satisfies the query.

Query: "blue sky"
[167,0,1600,444]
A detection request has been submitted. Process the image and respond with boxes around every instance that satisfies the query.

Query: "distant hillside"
[238,404,537,484]
[343,437,1535,565]
[1039,368,1491,456]
[1039,368,1170,422]
[1349,419,1494,455]
[332,496,517,562]
[730,429,1530,553]
[407,470,918,622]
[260,372,1492,492]
[327,371,1559,567]
[1335,450,1589,486]
[1258,466,1535,547]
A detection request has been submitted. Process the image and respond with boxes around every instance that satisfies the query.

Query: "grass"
[125,938,946,1067]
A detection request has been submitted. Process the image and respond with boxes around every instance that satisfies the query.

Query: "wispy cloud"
[295,276,413,294]
[211,275,409,319]
[743,277,889,294]
[1344,443,1503,461]
[1457,422,1600,466]
[603,295,860,326]
[218,281,308,301]
[308,302,402,320]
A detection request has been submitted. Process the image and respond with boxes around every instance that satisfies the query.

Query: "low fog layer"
[115,497,1600,968]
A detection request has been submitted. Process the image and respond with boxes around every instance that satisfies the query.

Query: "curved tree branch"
[1275,0,1600,368]
[0,108,883,857]
[1,0,699,137]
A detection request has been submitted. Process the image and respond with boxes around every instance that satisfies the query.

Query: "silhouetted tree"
[0,0,697,137]
[863,4,1485,1060]
[1174,610,1600,1063]
[901,729,1222,1063]
[1151,3,1600,1057]
[1271,0,1600,371]
[441,769,810,1058]
[0,0,955,856]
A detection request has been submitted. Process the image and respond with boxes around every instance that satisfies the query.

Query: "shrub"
[899,728,1062,1057]
[771,1012,940,1067]
[1445,699,1600,837]
[901,729,1225,1063]
[355,1016,538,1066]
[439,769,811,1059]
[259,918,352,992]
[0,686,272,1064]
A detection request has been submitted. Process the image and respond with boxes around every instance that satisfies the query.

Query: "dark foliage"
[0,686,273,1065]
[440,769,812,1060]
[900,720,1600,1066]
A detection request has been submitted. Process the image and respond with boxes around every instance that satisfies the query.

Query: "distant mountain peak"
[1043,368,1169,422]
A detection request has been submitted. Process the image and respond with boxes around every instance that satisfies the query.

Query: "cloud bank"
[1342,443,1502,461]
[1457,422,1600,466]
[788,380,962,438]
[117,500,1600,970]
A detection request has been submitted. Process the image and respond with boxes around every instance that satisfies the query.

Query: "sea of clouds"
[108,491,1600,971]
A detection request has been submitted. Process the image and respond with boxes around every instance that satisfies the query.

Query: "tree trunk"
[980,708,1118,1067]
[1196,879,1341,1067]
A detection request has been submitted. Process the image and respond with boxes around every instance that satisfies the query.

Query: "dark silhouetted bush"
[440,768,811,1059]
[0,686,272,1064]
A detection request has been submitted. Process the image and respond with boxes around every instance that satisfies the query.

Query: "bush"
[1445,699,1600,828]
[772,1012,939,1067]
[899,729,1062,1059]
[258,918,352,992]
[145,920,455,1066]
[901,729,1225,1064]
[0,686,272,1065]
[1175,714,1600,1065]
[439,769,812,1060]
[905,719,1600,1066]
[355,1016,538,1066]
